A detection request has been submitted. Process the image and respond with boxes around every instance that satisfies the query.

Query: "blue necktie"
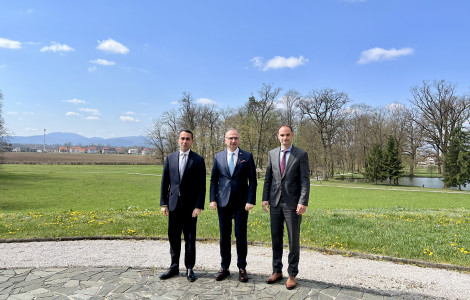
[229,152,235,176]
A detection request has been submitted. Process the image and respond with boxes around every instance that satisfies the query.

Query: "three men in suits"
[210,129,257,282]
[160,130,206,282]
[262,125,310,290]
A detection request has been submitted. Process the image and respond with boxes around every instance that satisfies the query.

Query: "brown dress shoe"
[239,268,248,282]
[266,272,283,284]
[286,276,297,290]
[215,268,230,281]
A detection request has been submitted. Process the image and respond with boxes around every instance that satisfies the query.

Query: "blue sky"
[1,0,470,138]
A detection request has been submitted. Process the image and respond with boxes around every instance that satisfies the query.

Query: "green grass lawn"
[1,164,469,267]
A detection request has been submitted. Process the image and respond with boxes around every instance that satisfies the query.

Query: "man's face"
[178,131,193,152]
[225,130,240,151]
[277,126,294,148]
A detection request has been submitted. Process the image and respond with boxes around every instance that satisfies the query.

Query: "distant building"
[87,147,97,154]
[128,149,138,155]
[142,148,151,155]
[59,147,68,153]
[70,146,87,153]
[101,147,117,154]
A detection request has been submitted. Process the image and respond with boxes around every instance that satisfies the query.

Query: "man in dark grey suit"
[210,129,257,282]
[262,125,310,290]
[160,130,206,282]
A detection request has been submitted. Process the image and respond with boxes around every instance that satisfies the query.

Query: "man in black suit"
[160,129,206,282]
[210,129,257,282]
[262,125,310,290]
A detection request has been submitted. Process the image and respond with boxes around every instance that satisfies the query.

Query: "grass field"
[1,164,469,267]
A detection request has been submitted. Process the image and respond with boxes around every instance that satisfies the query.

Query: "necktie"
[179,153,187,180]
[229,152,235,176]
[280,150,288,176]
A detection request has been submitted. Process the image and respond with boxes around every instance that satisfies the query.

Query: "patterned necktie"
[280,150,288,176]
[179,153,187,180]
[229,152,235,176]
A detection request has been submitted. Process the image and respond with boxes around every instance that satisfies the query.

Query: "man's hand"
[210,202,217,210]
[245,203,254,211]
[192,208,202,218]
[296,204,307,215]
[262,201,269,212]
[161,206,169,216]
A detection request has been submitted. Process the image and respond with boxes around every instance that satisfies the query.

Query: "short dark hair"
[278,125,294,133]
[179,129,194,140]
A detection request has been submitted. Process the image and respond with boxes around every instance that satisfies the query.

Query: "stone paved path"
[0,267,431,299]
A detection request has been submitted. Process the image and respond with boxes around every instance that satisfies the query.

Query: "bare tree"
[299,88,349,180]
[278,89,301,127]
[248,83,282,168]
[410,80,470,174]
[145,117,168,164]
[0,91,8,154]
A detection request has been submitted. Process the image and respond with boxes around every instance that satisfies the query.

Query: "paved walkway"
[1,266,431,300]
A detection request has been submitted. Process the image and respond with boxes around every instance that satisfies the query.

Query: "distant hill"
[9,132,148,147]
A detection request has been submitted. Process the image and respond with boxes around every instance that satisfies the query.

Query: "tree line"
[144,80,470,188]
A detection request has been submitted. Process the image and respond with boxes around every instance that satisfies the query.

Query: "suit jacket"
[210,149,257,208]
[160,150,206,212]
[262,145,310,210]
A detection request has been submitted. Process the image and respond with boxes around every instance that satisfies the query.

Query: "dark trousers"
[217,202,249,269]
[270,199,302,277]
[168,201,197,269]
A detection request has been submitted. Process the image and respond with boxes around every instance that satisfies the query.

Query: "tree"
[363,143,387,184]
[383,135,404,185]
[0,91,8,153]
[443,128,470,190]
[410,80,470,175]
[278,89,301,127]
[299,88,349,180]
[247,83,281,168]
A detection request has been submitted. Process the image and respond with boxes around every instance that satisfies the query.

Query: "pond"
[335,176,470,191]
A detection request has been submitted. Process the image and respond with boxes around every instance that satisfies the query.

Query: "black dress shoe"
[159,267,179,280]
[215,268,230,281]
[186,268,197,282]
[239,268,248,282]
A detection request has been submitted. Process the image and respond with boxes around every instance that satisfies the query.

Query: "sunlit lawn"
[1,164,469,267]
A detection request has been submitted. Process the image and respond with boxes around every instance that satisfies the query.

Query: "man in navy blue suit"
[210,129,257,282]
[160,129,206,282]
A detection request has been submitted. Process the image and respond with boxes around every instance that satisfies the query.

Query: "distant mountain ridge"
[9,132,147,147]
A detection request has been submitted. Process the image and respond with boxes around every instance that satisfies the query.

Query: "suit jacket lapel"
[282,146,296,179]
[220,149,231,176]
[184,150,194,177]
[272,148,281,178]
[171,151,181,183]
[233,149,243,176]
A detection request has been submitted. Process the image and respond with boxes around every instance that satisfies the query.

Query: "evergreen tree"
[443,128,470,190]
[363,143,387,184]
[384,135,404,185]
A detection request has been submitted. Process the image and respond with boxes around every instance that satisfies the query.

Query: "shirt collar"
[180,149,191,156]
[281,145,293,152]
[227,148,239,156]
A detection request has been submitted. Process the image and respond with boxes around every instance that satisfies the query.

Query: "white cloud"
[88,66,97,72]
[63,98,86,104]
[197,98,217,105]
[7,111,34,115]
[85,116,100,120]
[0,37,22,49]
[79,108,101,116]
[97,38,129,54]
[120,116,140,122]
[40,42,74,53]
[170,101,179,105]
[25,127,39,132]
[90,58,116,66]
[358,47,414,64]
[124,111,136,115]
[251,55,309,71]
[65,112,80,116]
